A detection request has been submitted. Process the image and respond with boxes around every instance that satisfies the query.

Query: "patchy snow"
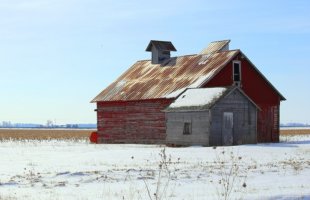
[198,54,212,65]
[164,68,218,98]
[168,87,227,109]
[0,136,309,199]
[189,68,218,88]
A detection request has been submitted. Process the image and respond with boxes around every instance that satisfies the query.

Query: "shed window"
[233,61,241,82]
[183,122,192,135]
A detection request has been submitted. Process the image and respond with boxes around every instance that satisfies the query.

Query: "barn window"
[233,61,241,83]
[183,122,192,135]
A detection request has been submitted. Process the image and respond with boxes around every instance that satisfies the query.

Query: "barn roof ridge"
[136,53,199,62]
[237,51,286,101]
[136,48,241,62]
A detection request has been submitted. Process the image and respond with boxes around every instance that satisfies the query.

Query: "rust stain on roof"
[91,50,239,102]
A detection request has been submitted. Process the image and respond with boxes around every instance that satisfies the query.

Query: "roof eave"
[199,50,286,101]
[163,108,210,113]
[239,51,286,101]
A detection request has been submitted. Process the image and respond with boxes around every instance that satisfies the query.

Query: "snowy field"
[0,135,310,200]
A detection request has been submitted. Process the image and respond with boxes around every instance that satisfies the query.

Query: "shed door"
[222,112,233,146]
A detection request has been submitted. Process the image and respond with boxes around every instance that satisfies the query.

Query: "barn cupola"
[146,40,177,64]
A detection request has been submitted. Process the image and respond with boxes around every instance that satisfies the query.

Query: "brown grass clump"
[280,129,310,136]
[0,129,95,140]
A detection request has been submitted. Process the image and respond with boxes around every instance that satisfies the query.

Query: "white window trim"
[232,60,242,83]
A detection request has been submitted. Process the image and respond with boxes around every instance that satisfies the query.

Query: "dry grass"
[0,129,95,140]
[280,129,310,136]
[0,128,309,141]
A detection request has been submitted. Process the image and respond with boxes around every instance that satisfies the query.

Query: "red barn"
[91,40,285,144]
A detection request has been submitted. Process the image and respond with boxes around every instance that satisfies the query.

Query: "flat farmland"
[280,128,310,135]
[0,128,309,141]
[0,129,94,140]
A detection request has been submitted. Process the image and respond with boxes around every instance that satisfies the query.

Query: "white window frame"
[232,60,242,83]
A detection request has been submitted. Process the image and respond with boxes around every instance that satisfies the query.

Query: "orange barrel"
[89,131,98,143]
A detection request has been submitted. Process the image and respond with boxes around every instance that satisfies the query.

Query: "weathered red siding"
[96,99,173,143]
[204,53,281,142]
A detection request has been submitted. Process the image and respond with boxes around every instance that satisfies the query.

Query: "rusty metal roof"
[91,50,239,102]
[145,40,177,52]
[200,40,230,55]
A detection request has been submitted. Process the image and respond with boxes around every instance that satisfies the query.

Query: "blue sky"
[0,0,309,124]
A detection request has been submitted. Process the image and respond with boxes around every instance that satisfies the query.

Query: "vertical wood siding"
[257,105,279,142]
[165,89,257,146]
[209,89,257,146]
[165,111,210,146]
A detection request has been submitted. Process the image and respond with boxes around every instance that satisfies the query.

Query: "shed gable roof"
[91,50,239,102]
[164,87,260,112]
[165,87,228,111]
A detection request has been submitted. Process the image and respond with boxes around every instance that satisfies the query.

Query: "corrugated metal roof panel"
[91,50,239,102]
[200,40,230,55]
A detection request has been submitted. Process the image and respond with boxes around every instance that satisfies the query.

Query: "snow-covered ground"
[0,135,309,200]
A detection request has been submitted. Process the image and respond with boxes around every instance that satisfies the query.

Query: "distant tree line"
[280,122,310,127]
[0,121,96,129]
